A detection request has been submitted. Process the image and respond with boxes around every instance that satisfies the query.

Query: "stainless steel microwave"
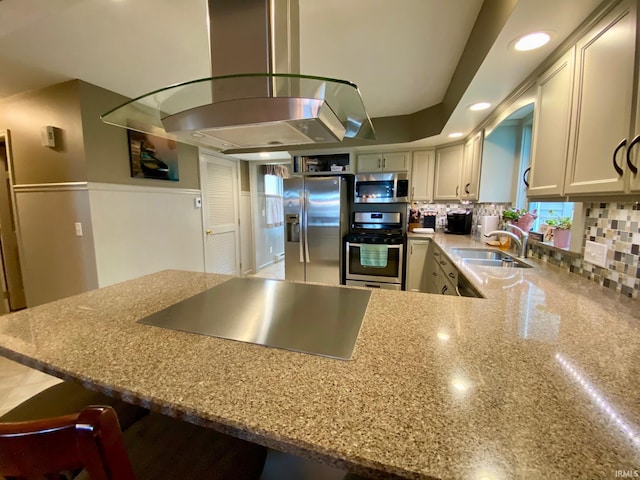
[354,172,409,203]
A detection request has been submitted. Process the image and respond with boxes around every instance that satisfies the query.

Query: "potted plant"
[545,213,572,248]
[502,208,537,232]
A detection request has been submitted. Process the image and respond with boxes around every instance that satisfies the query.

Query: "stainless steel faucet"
[486,223,529,258]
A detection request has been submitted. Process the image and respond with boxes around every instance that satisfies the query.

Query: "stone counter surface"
[0,234,639,479]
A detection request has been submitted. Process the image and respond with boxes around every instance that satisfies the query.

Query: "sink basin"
[451,248,532,269]
[451,248,506,260]
[462,258,532,268]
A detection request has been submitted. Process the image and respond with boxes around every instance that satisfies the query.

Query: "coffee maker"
[445,211,473,235]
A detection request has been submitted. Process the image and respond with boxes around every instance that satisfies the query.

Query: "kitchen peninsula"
[0,235,638,479]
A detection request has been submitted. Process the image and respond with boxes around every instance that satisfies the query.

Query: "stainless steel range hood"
[101,0,375,152]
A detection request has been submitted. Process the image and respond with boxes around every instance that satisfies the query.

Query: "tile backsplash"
[576,202,639,298]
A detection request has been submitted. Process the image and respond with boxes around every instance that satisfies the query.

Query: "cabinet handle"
[383,158,387,169]
[455,185,459,196]
[411,244,413,255]
[464,183,470,194]
[378,158,381,169]
[448,272,455,279]
[626,135,640,175]
[432,272,438,276]
[440,260,447,266]
[613,138,626,176]
[523,167,531,188]
[441,285,448,294]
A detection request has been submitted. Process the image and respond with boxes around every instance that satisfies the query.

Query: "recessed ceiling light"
[437,332,450,341]
[448,132,463,139]
[514,31,551,51]
[469,102,491,111]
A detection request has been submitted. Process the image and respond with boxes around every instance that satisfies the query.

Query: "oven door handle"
[348,243,402,249]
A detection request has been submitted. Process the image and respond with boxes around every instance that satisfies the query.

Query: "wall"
[0,81,100,306]
[78,81,205,286]
[479,125,519,203]
[78,81,200,189]
[14,186,98,306]
[88,183,204,287]
[0,79,206,305]
[0,81,88,184]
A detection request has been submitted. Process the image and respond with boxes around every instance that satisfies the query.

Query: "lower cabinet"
[406,239,430,292]
[407,239,459,295]
[406,239,482,297]
[429,244,459,296]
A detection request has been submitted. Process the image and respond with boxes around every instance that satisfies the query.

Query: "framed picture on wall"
[128,131,179,181]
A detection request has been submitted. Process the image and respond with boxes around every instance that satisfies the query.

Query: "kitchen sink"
[462,258,532,268]
[451,248,506,260]
[451,248,532,269]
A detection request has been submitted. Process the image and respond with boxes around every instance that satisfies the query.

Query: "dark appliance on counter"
[446,211,473,234]
[422,211,437,229]
[284,175,351,286]
[345,212,404,290]
[354,172,409,203]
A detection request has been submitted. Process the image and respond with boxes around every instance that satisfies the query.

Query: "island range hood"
[101,0,376,152]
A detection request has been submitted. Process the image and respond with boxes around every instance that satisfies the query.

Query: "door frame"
[0,129,26,312]
[199,150,241,275]
[248,160,290,272]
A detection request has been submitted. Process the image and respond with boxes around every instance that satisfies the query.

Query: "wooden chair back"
[0,406,136,480]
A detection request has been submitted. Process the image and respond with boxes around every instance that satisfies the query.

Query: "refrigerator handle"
[304,190,311,262]
[298,191,304,263]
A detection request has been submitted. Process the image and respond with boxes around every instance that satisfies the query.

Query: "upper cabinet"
[410,150,435,201]
[434,144,463,200]
[528,49,575,197]
[564,0,637,195]
[356,152,409,173]
[461,131,483,201]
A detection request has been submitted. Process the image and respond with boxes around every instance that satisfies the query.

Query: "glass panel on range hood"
[101,73,376,151]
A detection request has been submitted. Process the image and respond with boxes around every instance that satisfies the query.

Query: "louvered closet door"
[202,155,240,275]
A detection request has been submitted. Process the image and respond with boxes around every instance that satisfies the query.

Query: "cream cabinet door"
[410,150,435,201]
[434,144,463,200]
[357,154,383,172]
[383,152,409,172]
[406,239,429,292]
[528,49,575,197]
[461,132,483,200]
[564,0,636,195]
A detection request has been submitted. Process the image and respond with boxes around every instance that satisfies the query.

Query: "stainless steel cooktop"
[138,278,372,360]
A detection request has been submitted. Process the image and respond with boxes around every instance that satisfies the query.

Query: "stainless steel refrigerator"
[284,175,350,285]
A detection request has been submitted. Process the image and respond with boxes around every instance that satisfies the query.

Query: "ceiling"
[0,0,605,157]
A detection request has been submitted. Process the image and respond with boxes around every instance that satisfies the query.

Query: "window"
[264,174,283,196]
[529,201,574,232]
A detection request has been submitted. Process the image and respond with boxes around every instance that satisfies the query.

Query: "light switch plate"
[584,240,608,268]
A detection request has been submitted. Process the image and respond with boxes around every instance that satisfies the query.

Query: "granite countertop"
[0,234,639,479]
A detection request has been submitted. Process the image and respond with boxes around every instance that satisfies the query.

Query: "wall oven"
[345,212,404,290]
[354,172,409,203]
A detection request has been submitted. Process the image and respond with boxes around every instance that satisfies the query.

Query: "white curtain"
[265,194,283,228]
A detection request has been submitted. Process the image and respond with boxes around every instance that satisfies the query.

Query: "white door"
[201,154,240,275]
